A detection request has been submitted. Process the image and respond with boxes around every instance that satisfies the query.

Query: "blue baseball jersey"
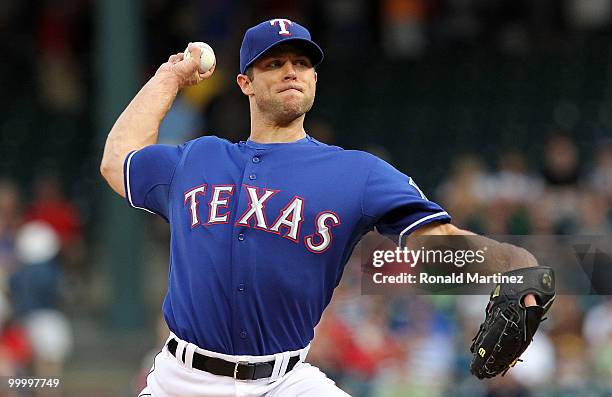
[124,135,450,355]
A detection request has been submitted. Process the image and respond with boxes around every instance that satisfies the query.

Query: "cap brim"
[242,37,324,74]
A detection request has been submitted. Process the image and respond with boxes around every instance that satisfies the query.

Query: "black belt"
[167,338,300,380]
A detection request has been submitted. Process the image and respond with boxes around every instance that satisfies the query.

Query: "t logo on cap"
[270,19,292,36]
[239,18,324,74]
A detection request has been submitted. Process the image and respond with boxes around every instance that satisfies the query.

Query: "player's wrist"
[152,70,183,91]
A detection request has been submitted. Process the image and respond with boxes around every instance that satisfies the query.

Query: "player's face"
[248,45,317,123]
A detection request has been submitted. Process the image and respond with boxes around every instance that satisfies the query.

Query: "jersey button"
[238,283,245,292]
[249,173,257,180]
[240,330,247,339]
[238,233,245,241]
[252,156,260,163]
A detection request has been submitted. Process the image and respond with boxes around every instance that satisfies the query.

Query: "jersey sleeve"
[123,144,183,220]
[362,156,451,238]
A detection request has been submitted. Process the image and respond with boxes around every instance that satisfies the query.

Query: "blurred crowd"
[0,175,82,391]
[437,133,612,236]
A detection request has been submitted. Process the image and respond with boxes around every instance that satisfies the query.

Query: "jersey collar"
[243,135,317,149]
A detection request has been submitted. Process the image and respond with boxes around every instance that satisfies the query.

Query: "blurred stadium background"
[1,0,611,396]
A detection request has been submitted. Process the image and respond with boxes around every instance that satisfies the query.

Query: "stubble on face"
[250,46,316,126]
[254,87,314,125]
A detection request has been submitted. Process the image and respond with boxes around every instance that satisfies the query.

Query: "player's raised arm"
[100,43,215,197]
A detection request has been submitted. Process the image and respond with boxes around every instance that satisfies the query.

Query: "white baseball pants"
[137,333,350,397]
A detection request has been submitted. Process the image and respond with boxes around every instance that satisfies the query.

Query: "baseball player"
[101,18,545,397]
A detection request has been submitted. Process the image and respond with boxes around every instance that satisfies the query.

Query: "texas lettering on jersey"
[184,183,341,254]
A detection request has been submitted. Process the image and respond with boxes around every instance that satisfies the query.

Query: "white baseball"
[184,42,215,73]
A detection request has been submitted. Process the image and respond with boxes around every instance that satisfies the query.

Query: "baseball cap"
[240,18,324,74]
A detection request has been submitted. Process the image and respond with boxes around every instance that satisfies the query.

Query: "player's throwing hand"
[155,43,216,88]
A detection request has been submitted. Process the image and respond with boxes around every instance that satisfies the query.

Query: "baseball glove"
[470,266,556,379]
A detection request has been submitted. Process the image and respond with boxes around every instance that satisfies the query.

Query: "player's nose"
[282,61,297,80]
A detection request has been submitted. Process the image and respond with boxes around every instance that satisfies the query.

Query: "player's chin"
[285,101,312,117]
[286,93,314,110]
[274,103,310,124]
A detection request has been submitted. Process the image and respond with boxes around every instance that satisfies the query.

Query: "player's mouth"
[277,85,303,93]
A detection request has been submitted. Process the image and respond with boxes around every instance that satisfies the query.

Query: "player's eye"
[295,59,310,67]
[268,60,282,68]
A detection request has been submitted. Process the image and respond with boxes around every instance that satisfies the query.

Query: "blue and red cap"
[240,18,324,74]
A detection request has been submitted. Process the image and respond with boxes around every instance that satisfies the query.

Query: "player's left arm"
[411,222,538,306]
[365,158,551,377]
[417,222,557,378]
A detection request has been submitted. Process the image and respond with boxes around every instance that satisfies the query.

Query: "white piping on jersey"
[397,211,449,246]
[408,177,427,200]
[126,150,155,214]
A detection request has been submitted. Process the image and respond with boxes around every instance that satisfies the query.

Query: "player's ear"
[314,71,317,83]
[237,74,254,96]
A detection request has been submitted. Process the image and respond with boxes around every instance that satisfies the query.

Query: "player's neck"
[249,114,307,143]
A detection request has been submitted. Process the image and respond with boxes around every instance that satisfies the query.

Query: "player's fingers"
[168,54,179,64]
[187,43,203,61]
[177,59,199,76]
[199,60,216,80]
[185,43,204,71]
[523,293,538,307]
[171,51,186,64]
